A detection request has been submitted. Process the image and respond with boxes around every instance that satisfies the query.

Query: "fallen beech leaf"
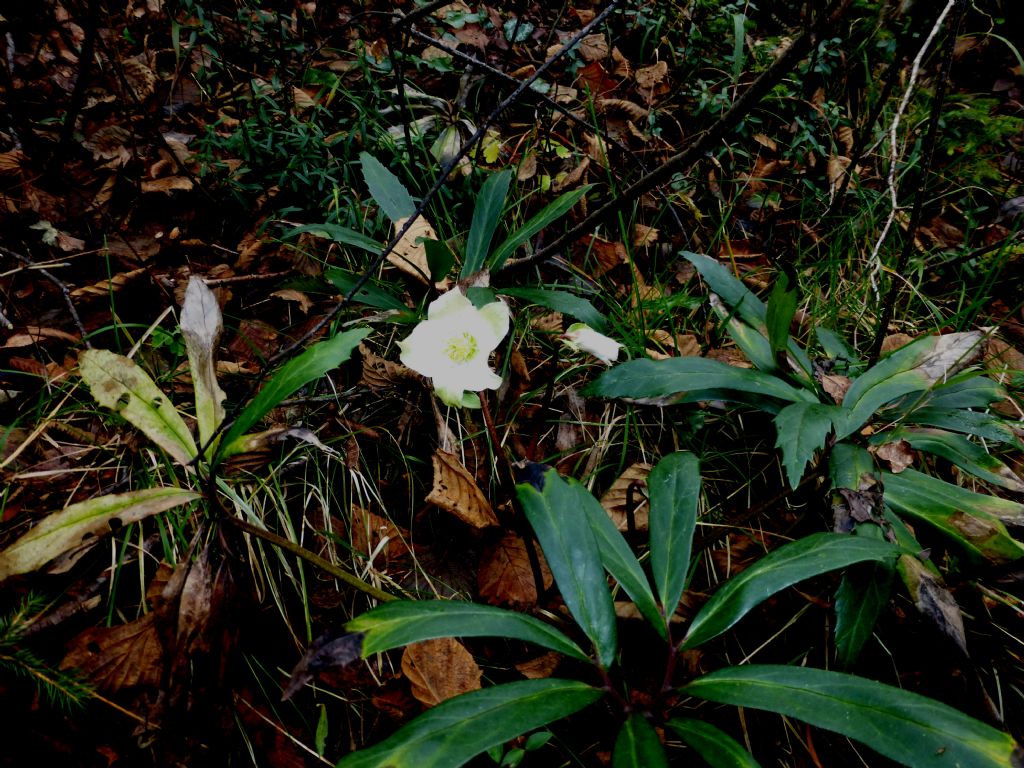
[821,373,852,404]
[390,216,439,284]
[350,505,410,565]
[271,289,314,313]
[872,439,916,473]
[141,176,194,194]
[515,652,561,679]
[425,450,499,528]
[478,531,551,608]
[359,344,414,392]
[70,268,148,298]
[4,327,79,347]
[599,463,652,532]
[402,637,482,707]
[578,33,609,62]
[61,612,164,692]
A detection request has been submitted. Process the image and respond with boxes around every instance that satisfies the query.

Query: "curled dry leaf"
[402,637,482,707]
[425,450,499,529]
[515,652,561,679]
[821,373,853,404]
[350,505,410,566]
[871,439,916,474]
[390,216,443,285]
[359,343,414,392]
[599,463,652,532]
[898,554,967,654]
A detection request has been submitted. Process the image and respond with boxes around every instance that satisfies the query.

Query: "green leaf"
[682,533,900,649]
[815,325,859,363]
[921,374,1006,409]
[463,169,512,277]
[685,665,1021,767]
[904,406,1021,446]
[180,277,226,458]
[336,679,602,768]
[711,295,777,372]
[834,557,894,668]
[423,239,457,282]
[885,428,1024,492]
[586,357,818,405]
[219,328,370,459]
[0,487,201,581]
[324,268,409,312]
[501,287,608,332]
[490,186,591,270]
[648,452,701,624]
[516,468,618,667]
[360,152,415,222]
[574,477,665,639]
[285,222,382,253]
[774,402,836,488]
[79,349,197,465]
[346,600,589,662]
[881,469,1024,564]
[837,370,930,440]
[765,272,797,356]
[665,719,762,768]
[612,714,669,768]
[829,443,876,490]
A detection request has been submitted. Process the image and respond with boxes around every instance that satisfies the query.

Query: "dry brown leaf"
[820,373,852,404]
[837,125,855,155]
[0,150,27,176]
[390,216,440,284]
[478,531,551,608]
[597,98,648,121]
[425,450,498,529]
[579,33,609,62]
[581,234,628,277]
[141,176,194,194]
[553,156,589,192]
[530,311,563,333]
[753,133,778,152]
[4,326,80,347]
[599,463,652,531]
[271,289,314,313]
[453,25,488,50]
[635,60,668,103]
[871,439,916,473]
[631,224,658,249]
[123,56,156,100]
[350,505,410,565]
[515,652,561,679]
[402,638,481,707]
[880,333,914,355]
[827,154,850,189]
[61,612,164,692]
[610,46,631,77]
[360,343,414,392]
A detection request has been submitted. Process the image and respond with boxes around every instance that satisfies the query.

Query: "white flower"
[398,288,510,408]
[561,323,621,365]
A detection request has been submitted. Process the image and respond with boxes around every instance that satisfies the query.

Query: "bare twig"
[0,245,91,346]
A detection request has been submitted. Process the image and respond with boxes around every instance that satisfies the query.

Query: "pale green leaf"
[346,600,589,662]
[682,533,900,649]
[360,152,415,221]
[686,665,1021,767]
[490,186,591,270]
[286,222,382,253]
[0,488,201,581]
[463,169,511,277]
[180,277,226,457]
[501,287,608,332]
[79,349,197,465]
[886,428,1024,492]
[336,679,602,768]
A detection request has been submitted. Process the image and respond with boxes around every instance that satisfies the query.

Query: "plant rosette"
[399,287,510,408]
[561,323,622,365]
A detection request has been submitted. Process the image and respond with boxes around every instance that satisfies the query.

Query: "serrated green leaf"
[490,186,591,270]
[285,222,382,253]
[346,600,589,662]
[682,533,900,649]
[648,452,701,625]
[612,714,669,768]
[882,469,1024,564]
[516,468,618,667]
[884,428,1024,492]
[463,169,511,278]
[686,665,1021,767]
[336,679,602,768]
[665,719,761,768]
[79,349,197,465]
[180,277,226,457]
[360,152,415,222]
[0,487,201,581]
[219,328,370,459]
[774,402,837,488]
[501,287,608,332]
[574,479,664,639]
[586,357,818,405]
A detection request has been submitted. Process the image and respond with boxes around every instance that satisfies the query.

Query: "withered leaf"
[872,439,916,474]
[359,343,414,392]
[425,450,499,529]
[515,652,561,679]
[390,216,443,285]
[350,505,410,565]
[478,531,551,608]
[599,463,652,532]
[821,373,853,404]
[402,637,482,707]
[62,612,164,692]
[283,632,365,701]
[899,554,967,654]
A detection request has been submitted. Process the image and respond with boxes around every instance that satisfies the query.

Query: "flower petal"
[476,300,511,350]
[427,287,473,320]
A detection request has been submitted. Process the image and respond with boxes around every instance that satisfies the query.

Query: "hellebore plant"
[561,322,622,365]
[399,288,511,408]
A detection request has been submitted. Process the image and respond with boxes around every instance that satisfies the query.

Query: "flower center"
[444,332,479,363]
